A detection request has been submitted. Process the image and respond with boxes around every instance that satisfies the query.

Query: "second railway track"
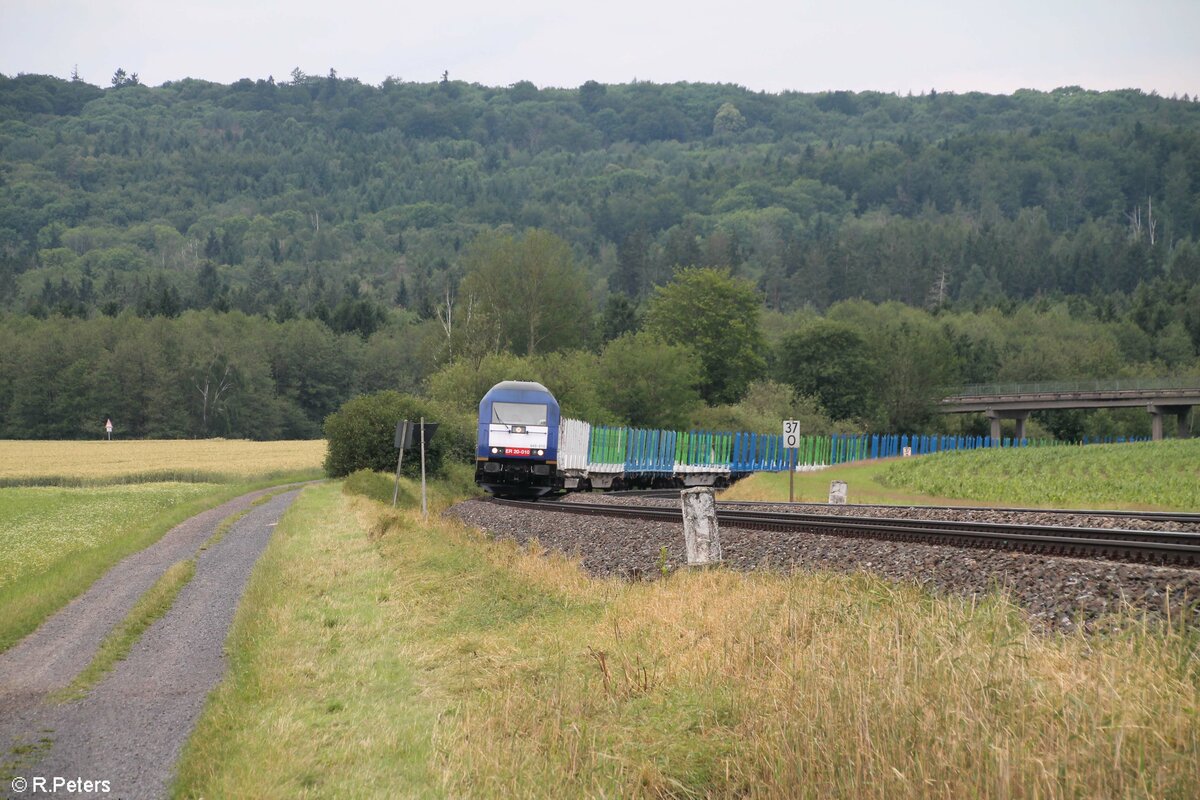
[487,496,1200,567]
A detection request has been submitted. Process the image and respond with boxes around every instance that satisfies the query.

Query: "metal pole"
[392,421,407,508]
[420,416,428,519]
[789,446,795,503]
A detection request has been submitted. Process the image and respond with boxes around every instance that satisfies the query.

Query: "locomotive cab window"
[491,402,548,426]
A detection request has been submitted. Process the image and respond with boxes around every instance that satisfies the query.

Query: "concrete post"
[680,488,721,566]
[419,416,428,519]
[828,480,848,504]
[1012,412,1029,442]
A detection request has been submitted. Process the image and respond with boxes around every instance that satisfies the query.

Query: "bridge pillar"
[986,410,1030,444]
[1147,404,1191,441]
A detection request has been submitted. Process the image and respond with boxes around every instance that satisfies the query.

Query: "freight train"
[474,380,1089,499]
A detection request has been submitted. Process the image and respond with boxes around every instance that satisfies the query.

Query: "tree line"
[2,250,1193,442]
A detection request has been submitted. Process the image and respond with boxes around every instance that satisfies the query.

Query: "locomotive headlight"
[536,449,544,456]
[490,447,498,454]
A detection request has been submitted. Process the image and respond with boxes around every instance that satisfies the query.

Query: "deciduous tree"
[597,332,702,429]
[778,321,877,422]
[644,267,765,404]
[459,229,590,356]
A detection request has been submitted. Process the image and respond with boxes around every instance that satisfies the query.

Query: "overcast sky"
[2,0,1198,96]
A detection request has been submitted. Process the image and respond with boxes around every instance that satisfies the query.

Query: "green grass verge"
[173,483,445,798]
[0,475,315,654]
[340,464,481,508]
[51,559,195,703]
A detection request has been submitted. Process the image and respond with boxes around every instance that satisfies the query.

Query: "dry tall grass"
[395,517,1200,797]
[0,439,325,485]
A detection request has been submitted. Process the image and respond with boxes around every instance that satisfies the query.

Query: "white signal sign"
[783,420,800,449]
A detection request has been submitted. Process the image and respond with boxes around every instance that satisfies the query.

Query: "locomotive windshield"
[491,402,548,426]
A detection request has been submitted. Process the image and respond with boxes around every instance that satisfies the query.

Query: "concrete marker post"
[828,480,848,505]
[420,416,428,520]
[681,487,722,567]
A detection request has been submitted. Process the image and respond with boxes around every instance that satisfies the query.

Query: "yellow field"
[0,439,326,485]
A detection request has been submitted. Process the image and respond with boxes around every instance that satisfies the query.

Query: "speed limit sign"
[782,420,800,502]
[782,420,800,449]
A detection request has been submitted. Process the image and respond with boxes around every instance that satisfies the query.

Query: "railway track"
[488,496,1200,567]
[601,489,1200,526]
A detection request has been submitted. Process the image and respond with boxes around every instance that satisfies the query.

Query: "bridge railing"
[942,376,1200,399]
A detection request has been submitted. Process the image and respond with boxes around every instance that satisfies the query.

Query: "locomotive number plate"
[505,447,531,456]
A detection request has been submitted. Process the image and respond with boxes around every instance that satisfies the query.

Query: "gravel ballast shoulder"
[448,497,1200,631]
[1,488,302,800]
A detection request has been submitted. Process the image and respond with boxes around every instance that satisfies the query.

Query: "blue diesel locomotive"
[474,380,561,497]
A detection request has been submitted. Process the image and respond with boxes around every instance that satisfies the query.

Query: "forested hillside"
[0,71,1197,440]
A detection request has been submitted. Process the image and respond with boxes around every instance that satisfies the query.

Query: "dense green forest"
[0,71,1197,440]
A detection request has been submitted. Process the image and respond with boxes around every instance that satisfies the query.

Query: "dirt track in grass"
[0,487,303,799]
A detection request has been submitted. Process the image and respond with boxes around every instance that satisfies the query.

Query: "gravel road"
[448,497,1200,632]
[0,487,301,800]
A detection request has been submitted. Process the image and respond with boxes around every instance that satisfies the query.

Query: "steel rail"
[486,497,1200,567]
[717,500,1200,526]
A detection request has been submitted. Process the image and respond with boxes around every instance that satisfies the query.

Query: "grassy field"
[0,438,325,652]
[881,439,1200,510]
[176,481,1200,799]
[0,483,219,589]
[723,439,1200,511]
[0,439,325,486]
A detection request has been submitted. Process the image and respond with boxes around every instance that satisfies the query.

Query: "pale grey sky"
[2,0,1197,95]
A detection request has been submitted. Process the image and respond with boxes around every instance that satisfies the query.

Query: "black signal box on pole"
[394,420,410,449]
[395,420,438,450]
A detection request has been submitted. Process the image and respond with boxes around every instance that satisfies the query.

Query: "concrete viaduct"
[939,381,1199,442]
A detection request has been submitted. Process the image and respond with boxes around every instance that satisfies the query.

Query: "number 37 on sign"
[782,420,800,449]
